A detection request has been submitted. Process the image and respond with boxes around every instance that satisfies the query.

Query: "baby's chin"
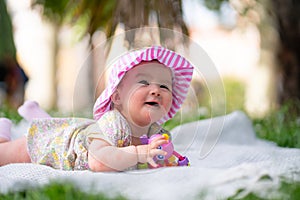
[130,120,152,128]
[126,114,151,127]
[129,114,160,127]
[127,108,167,127]
[146,109,166,123]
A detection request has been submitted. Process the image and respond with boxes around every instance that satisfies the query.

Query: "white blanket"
[1,111,300,199]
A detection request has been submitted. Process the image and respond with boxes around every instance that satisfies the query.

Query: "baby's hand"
[136,135,168,167]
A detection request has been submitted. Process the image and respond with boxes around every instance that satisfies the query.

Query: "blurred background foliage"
[0,0,16,59]
[1,0,300,120]
[28,0,191,110]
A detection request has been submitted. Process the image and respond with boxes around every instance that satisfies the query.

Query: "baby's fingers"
[150,149,167,158]
[147,149,166,167]
[148,158,158,168]
[150,137,168,148]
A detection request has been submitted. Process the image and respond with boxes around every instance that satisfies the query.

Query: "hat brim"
[93,46,194,124]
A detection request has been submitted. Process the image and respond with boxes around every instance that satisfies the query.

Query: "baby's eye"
[138,80,149,85]
[160,84,170,90]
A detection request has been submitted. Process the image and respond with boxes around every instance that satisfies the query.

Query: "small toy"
[140,133,189,168]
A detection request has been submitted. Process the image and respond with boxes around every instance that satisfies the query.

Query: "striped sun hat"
[93,46,194,124]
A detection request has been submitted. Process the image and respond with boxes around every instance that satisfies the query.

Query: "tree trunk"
[0,1,28,108]
[49,23,60,110]
[273,0,300,107]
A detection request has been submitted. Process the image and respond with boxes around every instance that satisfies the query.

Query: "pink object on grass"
[18,100,51,121]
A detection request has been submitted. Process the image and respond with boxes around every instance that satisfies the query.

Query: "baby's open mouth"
[145,101,159,107]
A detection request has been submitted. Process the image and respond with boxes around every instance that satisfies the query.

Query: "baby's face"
[114,61,173,127]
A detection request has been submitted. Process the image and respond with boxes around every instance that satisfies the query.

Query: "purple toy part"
[140,135,149,145]
[178,156,189,166]
[155,141,174,161]
[140,133,190,167]
[148,134,174,161]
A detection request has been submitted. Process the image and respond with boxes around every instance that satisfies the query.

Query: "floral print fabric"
[87,110,132,147]
[27,110,167,171]
[27,118,94,170]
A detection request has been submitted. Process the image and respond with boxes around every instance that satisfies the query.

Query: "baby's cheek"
[164,95,173,111]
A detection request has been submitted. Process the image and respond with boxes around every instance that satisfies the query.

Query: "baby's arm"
[88,135,168,172]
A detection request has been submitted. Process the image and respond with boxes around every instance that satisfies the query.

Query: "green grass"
[253,101,300,148]
[1,179,300,200]
[223,77,246,113]
[227,181,300,200]
[0,103,22,123]
[195,77,246,116]
[0,182,127,200]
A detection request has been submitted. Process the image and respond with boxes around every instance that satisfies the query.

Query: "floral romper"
[27,109,167,170]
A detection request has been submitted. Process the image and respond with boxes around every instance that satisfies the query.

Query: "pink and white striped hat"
[93,46,194,124]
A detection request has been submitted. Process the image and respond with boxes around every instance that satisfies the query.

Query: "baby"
[0,46,194,172]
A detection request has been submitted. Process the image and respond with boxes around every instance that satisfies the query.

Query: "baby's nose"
[151,91,160,96]
[150,85,161,96]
